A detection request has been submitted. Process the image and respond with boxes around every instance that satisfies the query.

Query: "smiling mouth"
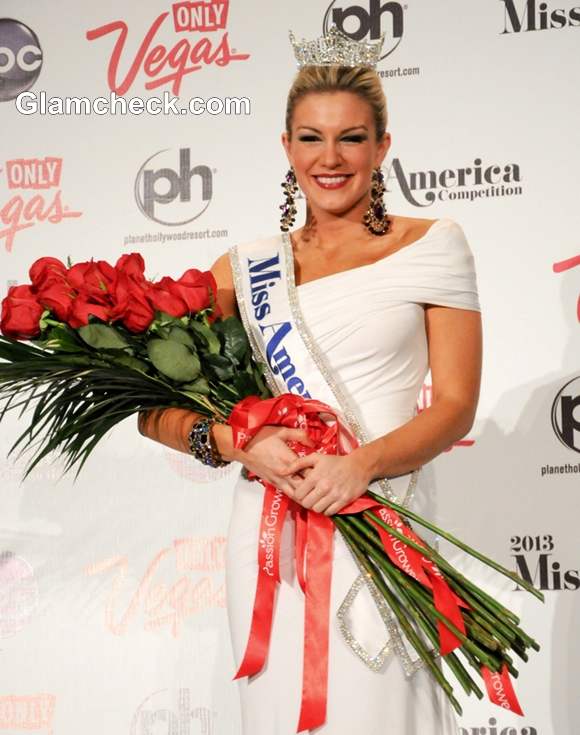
[312,174,353,189]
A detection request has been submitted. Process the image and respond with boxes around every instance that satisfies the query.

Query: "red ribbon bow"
[227,394,522,731]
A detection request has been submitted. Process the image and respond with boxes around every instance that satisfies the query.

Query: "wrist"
[351,444,379,485]
[211,422,239,463]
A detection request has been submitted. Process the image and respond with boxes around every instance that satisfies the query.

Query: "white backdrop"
[0,1,579,733]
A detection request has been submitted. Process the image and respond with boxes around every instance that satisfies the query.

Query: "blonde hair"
[285,65,387,142]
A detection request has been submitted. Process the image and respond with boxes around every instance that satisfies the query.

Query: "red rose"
[68,260,116,303]
[29,257,68,290]
[123,281,155,332]
[115,253,146,283]
[146,276,188,318]
[68,295,111,328]
[207,300,222,323]
[37,280,75,322]
[169,269,216,314]
[0,284,44,339]
[110,272,154,332]
[109,271,130,320]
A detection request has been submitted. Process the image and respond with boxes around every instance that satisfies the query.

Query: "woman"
[139,32,482,735]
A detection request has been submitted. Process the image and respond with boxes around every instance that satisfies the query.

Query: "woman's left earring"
[280,167,298,232]
[363,167,391,235]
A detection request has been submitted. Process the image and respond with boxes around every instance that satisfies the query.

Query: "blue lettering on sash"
[247,254,311,398]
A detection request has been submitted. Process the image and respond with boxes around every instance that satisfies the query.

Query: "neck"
[302,194,371,247]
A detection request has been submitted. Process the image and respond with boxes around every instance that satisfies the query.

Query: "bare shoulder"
[389,215,440,239]
[210,251,234,288]
[210,250,238,318]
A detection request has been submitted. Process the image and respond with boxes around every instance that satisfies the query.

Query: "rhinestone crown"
[289,25,385,70]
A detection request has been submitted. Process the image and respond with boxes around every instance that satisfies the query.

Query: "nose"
[319,140,342,169]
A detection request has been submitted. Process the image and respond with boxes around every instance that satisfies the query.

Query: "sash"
[229,231,428,672]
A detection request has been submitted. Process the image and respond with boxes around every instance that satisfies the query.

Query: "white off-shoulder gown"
[225,218,482,734]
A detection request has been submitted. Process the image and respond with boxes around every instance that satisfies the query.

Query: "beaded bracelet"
[187,417,229,468]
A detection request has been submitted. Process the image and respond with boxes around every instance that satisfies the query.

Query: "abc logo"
[323,1,405,60]
[551,375,580,453]
[135,148,213,226]
[0,18,43,103]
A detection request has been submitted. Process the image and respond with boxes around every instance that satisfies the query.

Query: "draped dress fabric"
[225,218,482,734]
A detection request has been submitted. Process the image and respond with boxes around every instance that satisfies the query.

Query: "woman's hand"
[282,452,373,516]
[233,426,315,497]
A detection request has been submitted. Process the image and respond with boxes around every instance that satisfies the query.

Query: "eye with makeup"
[297,134,367,143]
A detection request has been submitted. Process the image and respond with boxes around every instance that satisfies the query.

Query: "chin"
[306,190,363,214]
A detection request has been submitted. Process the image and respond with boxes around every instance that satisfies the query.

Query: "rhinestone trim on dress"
[280,231,431,675]
[228,239,433,675]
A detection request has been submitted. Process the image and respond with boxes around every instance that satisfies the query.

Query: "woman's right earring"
[280,167,298,232]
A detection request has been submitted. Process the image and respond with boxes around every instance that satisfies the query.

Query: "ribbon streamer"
[482,663,524,716]
[227,393,522,731]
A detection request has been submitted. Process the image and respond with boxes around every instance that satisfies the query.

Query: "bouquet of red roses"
[0,252,543,731]
[0,253,268,476]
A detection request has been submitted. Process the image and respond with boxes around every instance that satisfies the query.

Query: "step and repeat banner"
[0,1,578,733]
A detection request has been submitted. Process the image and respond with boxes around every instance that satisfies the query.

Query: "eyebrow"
[296,125,368,133]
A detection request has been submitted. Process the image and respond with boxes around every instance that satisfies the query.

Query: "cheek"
[292,149,317,173]
[348,147,374,171]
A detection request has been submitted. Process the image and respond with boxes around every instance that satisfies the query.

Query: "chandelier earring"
[363,167,391,236]
[280,167,298,232]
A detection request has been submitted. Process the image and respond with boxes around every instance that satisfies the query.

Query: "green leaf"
[216,317,248,363]
[38,309,52,331]
[147,338,200,382]
[205,353,235,381]
[36,325,84,353]
[112,354,150,372]
[233,373,259,396]
[190,321,220,354]
[78,324,128,350]
[167,326,196,349]
[151,311,187,329]
[182,376,210,395]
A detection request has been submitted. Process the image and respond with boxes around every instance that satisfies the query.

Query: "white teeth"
[315,176,348,185]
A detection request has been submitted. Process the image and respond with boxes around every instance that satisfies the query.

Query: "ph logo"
[130,688,216,734]
[0,18,43,102]
[135,148,213,226]
[323,1,405,60]
[551,375,580,453]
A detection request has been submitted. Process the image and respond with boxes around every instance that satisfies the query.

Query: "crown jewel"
[288,25,384,69]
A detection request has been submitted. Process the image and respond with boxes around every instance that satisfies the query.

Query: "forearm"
[137,408,237,462]
[353,397,475,481]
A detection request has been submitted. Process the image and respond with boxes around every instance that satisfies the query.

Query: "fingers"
[274,477,298,496]
[283,428,315,447]
[263,461,303,496]
[282,452,320,476]
[292,473,318,501]
[319,500,342,516]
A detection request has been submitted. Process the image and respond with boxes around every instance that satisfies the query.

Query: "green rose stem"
[333,515,464,715]
[358,521,484,697]
[355,510,518,625]
[346,516,501,671]
[462,608,514,653]
[346,512,540,659]
[365,489,544,604]
[412,553,539,654]
[357,508,538,637]
[378,550,485,699]
[341,515,509,673]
